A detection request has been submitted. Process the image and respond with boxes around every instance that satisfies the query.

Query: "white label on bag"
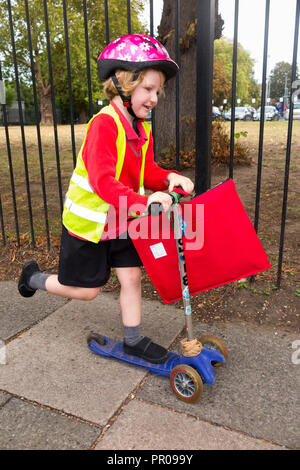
[150,242,167,259]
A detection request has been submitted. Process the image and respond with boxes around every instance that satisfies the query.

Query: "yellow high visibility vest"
[62,104,150,243]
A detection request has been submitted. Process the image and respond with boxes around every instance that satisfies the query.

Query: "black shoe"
[123,336,168,364]
[18,261,40,298]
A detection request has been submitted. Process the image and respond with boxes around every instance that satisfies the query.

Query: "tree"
[155,2,261,157]
[4,81,17,107]
[269,61,298,100]
[0,0,145,124]
[155,0,224,156]
[213,59,231,107]
[214,37,260,107]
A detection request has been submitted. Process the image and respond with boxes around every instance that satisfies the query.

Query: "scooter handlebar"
[147,190,183,216]
[147,202,164,217]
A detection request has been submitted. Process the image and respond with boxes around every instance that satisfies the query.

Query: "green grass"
[1,120,299,243]
[223,120,300,171]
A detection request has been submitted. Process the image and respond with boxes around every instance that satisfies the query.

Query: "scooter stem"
[172,203,194,341]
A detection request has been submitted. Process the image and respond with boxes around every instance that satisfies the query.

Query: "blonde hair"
[103,69,165,100]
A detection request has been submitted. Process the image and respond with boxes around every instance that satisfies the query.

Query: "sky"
[144,0,300,82]
[219,0,299,81]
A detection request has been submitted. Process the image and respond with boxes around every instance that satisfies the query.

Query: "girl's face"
[130,69,164,120]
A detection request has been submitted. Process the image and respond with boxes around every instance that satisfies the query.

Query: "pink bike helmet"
[97,34,179,81]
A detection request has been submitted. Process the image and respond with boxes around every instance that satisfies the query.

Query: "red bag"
[129,179,271,304]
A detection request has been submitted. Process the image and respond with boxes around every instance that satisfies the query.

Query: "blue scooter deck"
[88,335,180,377]
[88,335,225,385]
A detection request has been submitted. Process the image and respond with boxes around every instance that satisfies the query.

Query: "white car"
[284,102,300,120]
[212,106,222,119]
[224,107,253,121]
[253,105,279,121]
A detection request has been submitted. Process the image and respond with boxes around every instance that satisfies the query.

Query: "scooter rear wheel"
[198,335,228,366]
[170,365,203,403]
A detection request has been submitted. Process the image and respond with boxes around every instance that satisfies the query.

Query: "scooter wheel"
[87,332,106,346]
[198,335,228,366]
[170,365,203,403]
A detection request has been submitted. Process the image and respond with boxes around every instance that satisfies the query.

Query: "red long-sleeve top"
[74,100,175,240]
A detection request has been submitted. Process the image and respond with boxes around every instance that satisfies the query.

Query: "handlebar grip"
[148,202,163,216]
[147,191,185,216]
[169,191,182,204]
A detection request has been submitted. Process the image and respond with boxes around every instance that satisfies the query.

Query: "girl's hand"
[167,173,194,194]
[147,191,173,213]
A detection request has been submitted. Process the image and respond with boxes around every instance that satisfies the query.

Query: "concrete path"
[0,281,298,451]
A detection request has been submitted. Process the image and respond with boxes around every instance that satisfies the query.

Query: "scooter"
[87,192,228,403]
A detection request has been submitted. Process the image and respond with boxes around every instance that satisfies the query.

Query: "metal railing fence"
[0,0,299,288]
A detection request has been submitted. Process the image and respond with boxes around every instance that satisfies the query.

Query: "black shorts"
[58,226,142,288]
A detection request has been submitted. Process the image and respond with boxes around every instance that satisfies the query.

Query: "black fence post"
[104,0,110,45]
[253,0,270,236]
[0,76,5,246]
[229,0,239,178]
[24,0,50,249]
[7,0,35,246]
[149,0,157,160]
[62,0,77,167]
[127,0,132,34]
[195,0,215,195]
[175,0,180,171]
[277,0,300,288]
[82,0,93,119]
[0,195,5,246]
[43,0,63,214]
[0,61,20,246]
[250,0,270,285]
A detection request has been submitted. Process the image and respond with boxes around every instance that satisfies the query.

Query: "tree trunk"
[39,86,53,125]
[155,0,223,160]
[34,51,53,125]
[78,109,87,124]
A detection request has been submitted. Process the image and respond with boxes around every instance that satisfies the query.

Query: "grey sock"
[28,272,50,291]
[123,325,143,346]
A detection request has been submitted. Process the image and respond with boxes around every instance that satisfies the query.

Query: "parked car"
[253,106,279,121]
[212,106,222,120]
[224,107,253,121]
[247,106,256,118]
[284,102,300,120]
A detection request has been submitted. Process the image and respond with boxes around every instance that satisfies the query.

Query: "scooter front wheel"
[170,365,203,403]
[198,335,228,366]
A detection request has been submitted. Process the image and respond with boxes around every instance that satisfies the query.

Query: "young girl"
[18,34,194,363]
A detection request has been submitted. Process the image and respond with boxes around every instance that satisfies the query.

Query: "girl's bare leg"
[45,274,100,301]
[115,267,142,327]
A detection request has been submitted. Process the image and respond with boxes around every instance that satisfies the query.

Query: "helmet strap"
[111,73,140,136]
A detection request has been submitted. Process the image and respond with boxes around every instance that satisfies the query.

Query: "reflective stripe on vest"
[70,170,145,196]
[70,172,94,193]
[64,197,107,224]
[62,104,150,243]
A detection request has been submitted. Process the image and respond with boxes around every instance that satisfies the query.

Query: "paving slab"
[0,291,183,426]
[95,399,284,450]
[136,321,300,449]
[0,391,10,407]
[0,397,100,450]
[0,281,68,340]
